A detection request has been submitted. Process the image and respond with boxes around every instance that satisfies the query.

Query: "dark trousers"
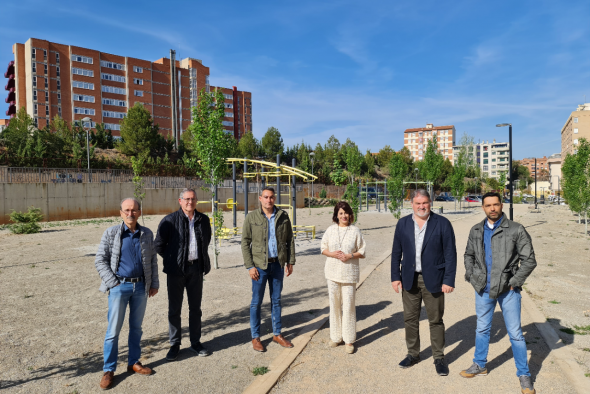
[401,272,445,359]
[167,263,203,347]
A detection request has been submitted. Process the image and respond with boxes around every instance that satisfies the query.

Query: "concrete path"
[269,207,579,394]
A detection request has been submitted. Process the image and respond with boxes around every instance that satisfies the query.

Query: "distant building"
[3,38,251,140]
[561,103,590,158]
[403,123,456,163]
[452,139,511,180]
[547,153,561,193]
[209,86,252,139]
[520,156,548,179]
[0,118,8,131]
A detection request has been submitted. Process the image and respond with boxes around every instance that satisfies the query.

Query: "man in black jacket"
[391,189,457,376]
[155,188,212,360]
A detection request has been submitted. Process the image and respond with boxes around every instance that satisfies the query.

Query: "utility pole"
[534,157,537,209]
[170,49,178,150]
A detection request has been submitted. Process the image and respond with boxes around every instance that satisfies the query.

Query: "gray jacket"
[95,222,159,295]
[464,216,536,299]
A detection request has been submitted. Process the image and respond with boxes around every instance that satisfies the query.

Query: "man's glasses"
[121,210,140,215]
[182,198,197,202]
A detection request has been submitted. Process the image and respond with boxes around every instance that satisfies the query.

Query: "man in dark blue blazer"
[391,189,457,376]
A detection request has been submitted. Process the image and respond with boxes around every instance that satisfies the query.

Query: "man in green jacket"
[241,186,296,352]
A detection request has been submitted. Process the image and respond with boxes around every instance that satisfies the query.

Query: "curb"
[521,289,590,394]
[242,249,392,394]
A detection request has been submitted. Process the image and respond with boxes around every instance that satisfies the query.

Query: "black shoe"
[189,343,210,357]
[399,354,420,368]
[434,358,449,376]
[166,344,180,361]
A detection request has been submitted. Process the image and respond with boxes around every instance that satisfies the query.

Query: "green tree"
[450,147,467,210]
[343,140,364,183]
[260,127,284,159]
[237,131,260,159]
[376,145,394,168]
[118,103,160,156]
[188,88,234,269]
[562,138,590,232]
[330,159,347,186]
[363,150,376,177]
[91,123,115,149]
[387,152,409,218]
[422,135,445,199]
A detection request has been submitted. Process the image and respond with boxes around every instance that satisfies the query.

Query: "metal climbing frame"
[226,157,318,238]
[358,181,389,212]
[401,180,434,208]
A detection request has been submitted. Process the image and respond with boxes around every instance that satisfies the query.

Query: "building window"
[223,94,233,100]
[32,48,36,59]
[102,98,126,107]
[44,64,48,74]
[102,85,126,95]
[45,78,48,88]
[33,62,37,73]
[43,50,47,60]
[133,78,143,85]
[72,81,94,90]
[574,139,579,145]
[56,53,60,64]
[100,60,125,70]
[133,66,143,73]
[483,152,488,157]
[74,107,95,115]
[483,159,488,164]
[57,92,61,103]
[46,106,49,116]
[222,121,234,126]
[101,73,126,83]
[74,94,95,103]
[56,66,60,77]
[492,158,496,162]
[134,90,143,97]
[104,123,121,131]
[58,106,61,116]
[72,54,93,64]
[225,103,233,108]
[72,67,94,77]
[34,104,38,115]
[574,117,578,123]
[103,110,126,119]
[33,90,37,100]
[574,128,578,134]
[33,76,37,87]
[57,80,61,90]
[225,112,234,117]
[492,165,496,169]
[483,166,488,171]
[45,91,48,101]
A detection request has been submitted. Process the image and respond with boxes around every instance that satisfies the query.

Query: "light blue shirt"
[267,207,278,258]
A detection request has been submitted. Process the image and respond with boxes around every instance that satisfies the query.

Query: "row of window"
[103,98,126,107]
[225,112,233,118]
[72,67,94,77]
[73,80,94,90]
[133,66,143,73]
[73,54,93,64]
[102,73,126,83]
[74,107,95,115]
[103,110,125,119]
[102,85,125,95]
[104,123,121,131]
[101,60,124,70]
[32,77,49,89]
[74,94,95,103]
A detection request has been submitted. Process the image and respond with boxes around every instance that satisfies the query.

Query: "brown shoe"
[252,337,266,352]
[273,334,294,348]
[127,362,152,375]
[99,371,114,390]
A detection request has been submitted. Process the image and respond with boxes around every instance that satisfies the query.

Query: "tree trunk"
[212,196,219,269]
[586,211,588,235]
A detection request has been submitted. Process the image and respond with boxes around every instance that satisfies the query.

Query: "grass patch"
[582,348,590,352]
[231,365,238,369]
[548,300,560,304]
[586,373,590,378]
[548,264,554,267]
[24,293,33,299]
[252,366,269,376]
[43,218,120,228]
[560,326,590,335]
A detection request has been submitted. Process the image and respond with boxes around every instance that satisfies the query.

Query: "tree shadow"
[0,285,327,390]
[297,247,321,256]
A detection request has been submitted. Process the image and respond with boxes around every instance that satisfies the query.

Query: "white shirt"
[184,212,198,261]
[412,214,430,272]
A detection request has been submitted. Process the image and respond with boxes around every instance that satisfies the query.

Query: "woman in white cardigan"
[321,201,366,354]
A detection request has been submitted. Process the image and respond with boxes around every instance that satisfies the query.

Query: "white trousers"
[327,279,357,344]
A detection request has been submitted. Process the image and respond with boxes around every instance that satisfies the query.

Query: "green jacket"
[241,207,296,270]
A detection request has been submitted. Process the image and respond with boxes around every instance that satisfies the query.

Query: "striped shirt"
[412,214,430,272]
[184,212,198,261]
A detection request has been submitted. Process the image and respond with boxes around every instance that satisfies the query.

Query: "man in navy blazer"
[391,189,457,376]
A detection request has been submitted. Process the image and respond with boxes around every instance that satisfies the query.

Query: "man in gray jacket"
[95,198,159,390]
[460,192,537,394]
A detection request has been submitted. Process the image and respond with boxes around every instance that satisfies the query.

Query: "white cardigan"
[320,224,367,284]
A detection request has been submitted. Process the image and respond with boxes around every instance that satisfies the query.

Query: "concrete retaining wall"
[0,183,305,224]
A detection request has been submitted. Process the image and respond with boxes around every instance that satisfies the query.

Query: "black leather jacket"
[155,209,211,276]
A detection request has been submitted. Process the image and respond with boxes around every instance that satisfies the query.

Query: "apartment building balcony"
[4,61,14,79]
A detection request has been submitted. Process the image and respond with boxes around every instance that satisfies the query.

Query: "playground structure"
[358,181,389,212]
[198,156,318,241]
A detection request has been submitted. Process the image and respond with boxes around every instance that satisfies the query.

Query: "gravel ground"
[2,203,473,393]
[270,204,583,394]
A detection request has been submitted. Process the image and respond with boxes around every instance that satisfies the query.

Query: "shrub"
[319,187,327,198]
[9,206,43,234]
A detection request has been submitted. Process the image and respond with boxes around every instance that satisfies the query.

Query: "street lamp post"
[309,152,315,214]
[82,116,92,182]
[496,123,513,220]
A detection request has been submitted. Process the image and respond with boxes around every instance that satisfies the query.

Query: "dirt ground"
[0,201,587,393]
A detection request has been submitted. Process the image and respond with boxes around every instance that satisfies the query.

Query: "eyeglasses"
[182,198,197,202]
[121,209,140,214]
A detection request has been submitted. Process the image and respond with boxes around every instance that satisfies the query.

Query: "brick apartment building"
[520,156,548,179]
[561,102,590,158]
[403,123,456,163]
[3,38,252,140]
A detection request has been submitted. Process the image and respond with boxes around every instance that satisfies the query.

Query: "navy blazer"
[390,212,457,293]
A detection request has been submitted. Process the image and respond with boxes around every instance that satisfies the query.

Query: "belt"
[116,275,144,283]
[187,259,199,266]
[268,257,278,263]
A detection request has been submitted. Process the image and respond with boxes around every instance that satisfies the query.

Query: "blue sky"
[2,0,590,159]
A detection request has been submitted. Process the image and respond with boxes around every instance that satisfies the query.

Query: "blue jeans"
[103,282,147,372]
[250,262,284,338]
[473,288,530,377]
